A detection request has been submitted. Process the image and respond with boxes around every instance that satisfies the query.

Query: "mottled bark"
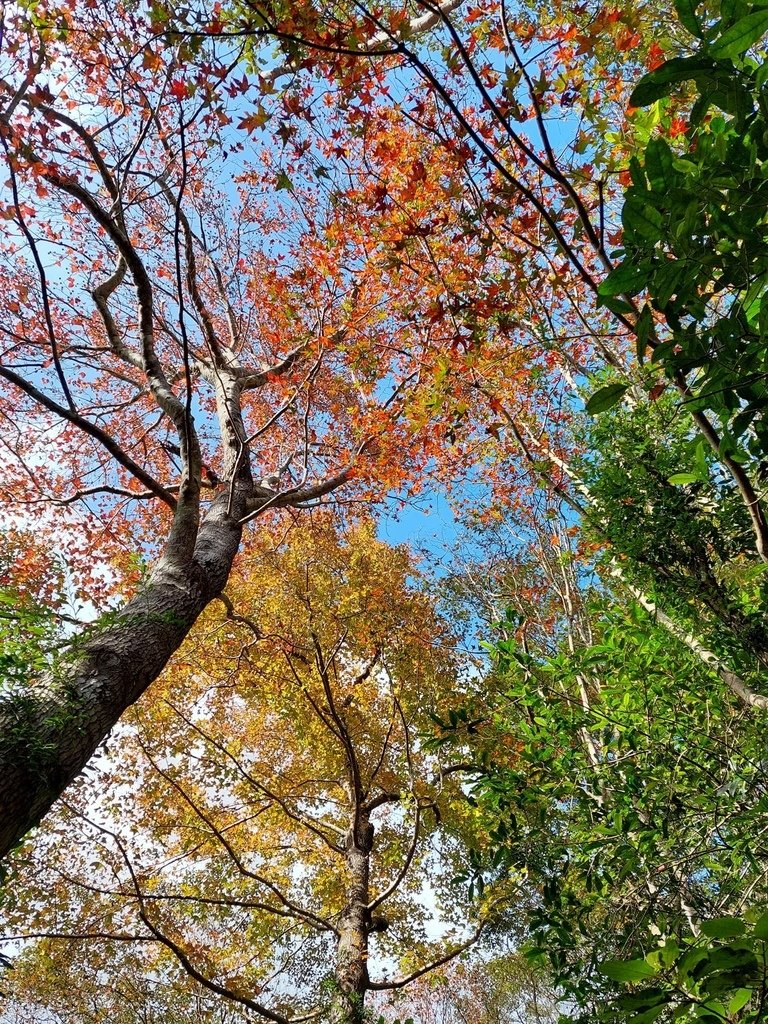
[0,490,245,860]
[330,815,374,1024]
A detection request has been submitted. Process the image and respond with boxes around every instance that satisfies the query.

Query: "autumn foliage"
[4,0,768,1019]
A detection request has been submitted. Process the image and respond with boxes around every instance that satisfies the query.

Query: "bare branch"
[0,362,176,507]
[368,924,484,990]
[368,802,421,913]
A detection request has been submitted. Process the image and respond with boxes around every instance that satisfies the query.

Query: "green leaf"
[275,171,294,191]
[645,138,676,191]
[752,910,768,940]
[671,1000,696,1020]
[694,438,709,480]
[599,958,658,982]
[672,157,699,174]
[627,1006,667,1024]
[732,409,757,441]
[675,0,703,37]
[709,10,768,58]
[616,990,669,1011]
[702,947,758,975]
[629,155,647,188]
[728,988,753,1014]
[659,939,681,967]
[701,916,747,939]
[586,383,630,415]
[698,1005,729,1023]
[648,338,674,365]
[623,200,664,242]
[704,969,755,996]
[601,295,638,315]
[598,262,650,297]
[654,261,688,308]
[636,304,653,361]
[669,472,702,484]
[630,56,719,106]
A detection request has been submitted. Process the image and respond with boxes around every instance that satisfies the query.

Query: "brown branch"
[165,699,347,852]
[217,592,263,641]
[0,132,76,412]
[239,465,354,525]
[0,362,176,507]
[363,791,401,813]
[0,930,154,943]
[58,808,299,1024]
[43,171,204,543]
[138,907,293,1024]
[138,738,338,934]
[368,802,421,913]
[368,924,484,990]
[241,342,311,390]
[253,0,465,87]
[52,484,182,506]
[311,630,364,811]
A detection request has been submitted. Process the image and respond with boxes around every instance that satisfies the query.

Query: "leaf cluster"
[599,910,768,1023]
[434,596,768,1014]
[601,0,768,463]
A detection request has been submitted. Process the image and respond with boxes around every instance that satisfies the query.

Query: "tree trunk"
[331,814,373,1024]
[0,492,244,860]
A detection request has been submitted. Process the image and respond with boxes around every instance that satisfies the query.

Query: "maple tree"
[200,0,768,717]
[0,0,504,857]
[0,0,638,858]
[0,521,494,1024]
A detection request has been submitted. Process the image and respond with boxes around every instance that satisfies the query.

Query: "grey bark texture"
[330,816,374,1024]
[0,492,245,860]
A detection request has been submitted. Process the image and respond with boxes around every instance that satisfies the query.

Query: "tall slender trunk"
[331,812,373,1024]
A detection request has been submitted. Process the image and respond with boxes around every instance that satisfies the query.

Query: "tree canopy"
[3,0,768,1019]
[1,522,492,1022]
